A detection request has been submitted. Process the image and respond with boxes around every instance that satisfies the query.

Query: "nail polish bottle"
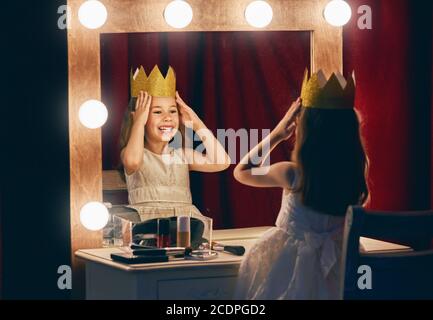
[157,218,171,248]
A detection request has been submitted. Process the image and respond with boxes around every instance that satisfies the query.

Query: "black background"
[1,0,71,299]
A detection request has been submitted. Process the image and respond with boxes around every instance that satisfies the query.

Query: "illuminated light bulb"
[245,1,273,28]
[80,201,109,231]
[78,0,108,29]
[78,99,108,129]
[323,0,352,27]
[164,1,193,29]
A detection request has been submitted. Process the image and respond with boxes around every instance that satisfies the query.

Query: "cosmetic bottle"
[157,218,171,248]
[177,216,191,247]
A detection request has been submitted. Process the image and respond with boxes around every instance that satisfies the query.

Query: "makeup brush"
[212,242,245,256]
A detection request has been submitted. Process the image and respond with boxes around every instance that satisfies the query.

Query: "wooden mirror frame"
[68,0,342,264]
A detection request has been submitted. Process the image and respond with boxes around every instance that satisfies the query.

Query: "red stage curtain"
[344,0,432,211]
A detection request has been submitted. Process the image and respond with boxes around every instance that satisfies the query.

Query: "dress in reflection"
[124,147,210,237]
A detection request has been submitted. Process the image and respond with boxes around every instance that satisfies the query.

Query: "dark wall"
[1,0,71,299]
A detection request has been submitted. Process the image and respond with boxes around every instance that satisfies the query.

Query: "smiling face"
[144,96,179,143]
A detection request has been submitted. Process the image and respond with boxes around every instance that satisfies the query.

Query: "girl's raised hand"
[273,97,302,141]
[176,91,202,130]
[131,91,152,126]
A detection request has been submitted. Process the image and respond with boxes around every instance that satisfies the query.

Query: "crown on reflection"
[300,69,355,109]
[130,65,176,98]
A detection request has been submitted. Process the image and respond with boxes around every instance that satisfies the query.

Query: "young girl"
[119,65,230,230]
[233,71,369,300]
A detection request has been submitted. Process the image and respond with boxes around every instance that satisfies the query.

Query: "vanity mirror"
[68,0,342,269]
[100,30,310,208]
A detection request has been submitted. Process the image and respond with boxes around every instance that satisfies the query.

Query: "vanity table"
[76,226,412,300]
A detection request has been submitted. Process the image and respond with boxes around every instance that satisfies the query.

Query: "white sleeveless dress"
[234,171,345,300]
[124,147,210,235]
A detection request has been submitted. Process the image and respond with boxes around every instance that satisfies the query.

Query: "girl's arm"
[233,98,301,189]
[176,92,231,172]
[121,91,152,175]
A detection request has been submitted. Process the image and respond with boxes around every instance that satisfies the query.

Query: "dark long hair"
[292,107,369,216]
[119,98,136,153]
[116,98,136,182]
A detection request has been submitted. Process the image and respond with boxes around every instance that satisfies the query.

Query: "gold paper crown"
[130,65,176,98]
[300,69,355,109]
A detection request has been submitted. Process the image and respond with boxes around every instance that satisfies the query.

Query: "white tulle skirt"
[234,192,345,300]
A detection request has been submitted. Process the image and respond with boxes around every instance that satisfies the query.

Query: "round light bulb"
[78,99,108,129]
[245,1,273,28]
[78,0,108,29]
[80,201,109,231]
[323,0,352,27]
[164,1,193,29]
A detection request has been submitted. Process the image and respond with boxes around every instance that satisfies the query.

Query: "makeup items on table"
[211,242,246,256]
[157,218,171,248]
[185,249,218,261]
[111,247,187,264]
[177,216,191,248]
[110,215,220,264]
[132,216,208,249]
[130,247,186,257]
[110,252,169,264]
